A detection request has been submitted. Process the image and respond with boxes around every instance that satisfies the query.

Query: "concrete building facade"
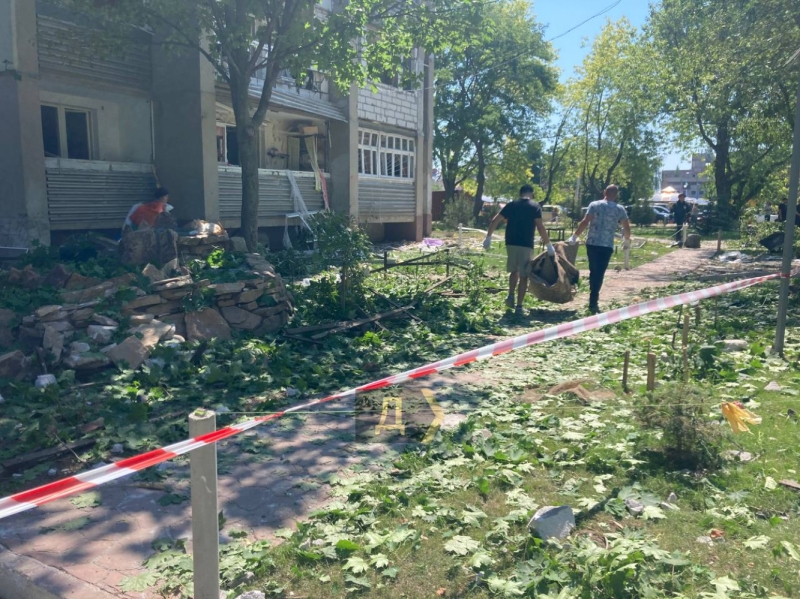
[0,1,434,248]
[660,152,713,198]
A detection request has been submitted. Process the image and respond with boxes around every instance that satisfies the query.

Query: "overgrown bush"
[441,194,475,230]
[635,383,726,471]
[309,211,372,315]
[628,199,656,226]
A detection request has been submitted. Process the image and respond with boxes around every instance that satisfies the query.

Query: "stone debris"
[107,336,150,371]
[0,350,29,380]
[3,255,290,379]
[528,506,575,540]
[723,339,748,352]
[765,381,782,391]
[87,325,117,344]
[722,450,754,463]
[625,498,644,516]
[91,314,119,327]
[186,309,232,342]
[35,374,57,389]
[234,591,266,599]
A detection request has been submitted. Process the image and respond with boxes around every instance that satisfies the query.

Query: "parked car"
[652,206,671,223]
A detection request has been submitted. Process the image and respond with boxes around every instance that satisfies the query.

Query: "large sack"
[526,242,580,304]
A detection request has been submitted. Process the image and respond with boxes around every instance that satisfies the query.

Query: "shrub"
[634,383,725,471]
[442,194,475,230]
[628,200,656,226]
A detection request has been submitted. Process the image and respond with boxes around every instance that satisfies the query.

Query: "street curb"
[0,544,116,599]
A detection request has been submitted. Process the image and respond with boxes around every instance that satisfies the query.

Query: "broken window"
[41,104,92,160]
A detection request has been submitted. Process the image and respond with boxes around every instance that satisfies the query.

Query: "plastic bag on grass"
[526,242,580,304]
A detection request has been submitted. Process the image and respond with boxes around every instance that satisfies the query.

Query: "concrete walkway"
[0,245,718,599]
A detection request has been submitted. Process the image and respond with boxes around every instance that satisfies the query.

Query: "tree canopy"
[646,0,800,218]
[433,0,557,220]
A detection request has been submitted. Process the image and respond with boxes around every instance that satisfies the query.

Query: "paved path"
[567,246,717,309]
[0,245,717,599]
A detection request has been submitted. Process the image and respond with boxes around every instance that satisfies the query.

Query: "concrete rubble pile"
[0,253,293,380]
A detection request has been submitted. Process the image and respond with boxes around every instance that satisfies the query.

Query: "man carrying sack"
[569,184,631,314]
[484,185,555,316]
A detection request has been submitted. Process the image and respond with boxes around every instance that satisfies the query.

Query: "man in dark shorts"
[484,185,554,316]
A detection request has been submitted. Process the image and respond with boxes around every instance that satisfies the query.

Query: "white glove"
[622,238,631,250]
[546,243,555,257]
[567,235,579,246]
[482,236,491,250]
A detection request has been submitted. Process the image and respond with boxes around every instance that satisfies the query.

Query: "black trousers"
[675,220,684,244]
[586,244,614,307]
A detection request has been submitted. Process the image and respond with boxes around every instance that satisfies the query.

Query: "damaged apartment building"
[0,1,434,249]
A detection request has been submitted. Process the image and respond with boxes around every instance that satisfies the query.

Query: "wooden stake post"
[189,409,220,599]
[646,353,656,392]
[622,350,630,393]
[682,313,690,347]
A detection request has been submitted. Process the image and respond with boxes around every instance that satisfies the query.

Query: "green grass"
[127,278,800,598]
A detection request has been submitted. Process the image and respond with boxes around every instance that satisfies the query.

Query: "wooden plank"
[2,438,96,471]
[779,479,800,492]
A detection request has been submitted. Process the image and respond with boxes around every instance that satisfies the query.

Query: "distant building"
[660,153,712,197]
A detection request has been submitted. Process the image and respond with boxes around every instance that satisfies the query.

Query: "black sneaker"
[589,304,600,315]
[514,305,524,316]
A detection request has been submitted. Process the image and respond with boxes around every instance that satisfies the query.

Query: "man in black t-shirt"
[671,194,690,246]
[778,198,788,223]
[484,185,554,315]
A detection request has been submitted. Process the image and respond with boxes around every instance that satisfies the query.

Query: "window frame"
[40,103,94,160]
[358,128,415,180]
[216,122,240,166]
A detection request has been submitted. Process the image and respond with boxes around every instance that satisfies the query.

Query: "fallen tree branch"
[310,306,414,340]
[2,439,96,472]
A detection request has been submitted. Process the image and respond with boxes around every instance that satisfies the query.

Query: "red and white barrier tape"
[0,269,796,521]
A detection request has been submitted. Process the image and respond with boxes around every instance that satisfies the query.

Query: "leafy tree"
[59,0,462,250]
[647,0,800,220]
[559,19,661,204]
[433,0,557,221]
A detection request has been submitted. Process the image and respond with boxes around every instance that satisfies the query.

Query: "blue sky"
[533,0,688,169]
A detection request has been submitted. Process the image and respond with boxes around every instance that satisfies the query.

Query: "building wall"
[357,84,420,132]
[39,80,152,164]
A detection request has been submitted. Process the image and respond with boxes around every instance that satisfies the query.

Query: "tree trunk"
[472,141,486,222]
[713,123,733,226]
[443,173,458,201]
[238,124,261,251]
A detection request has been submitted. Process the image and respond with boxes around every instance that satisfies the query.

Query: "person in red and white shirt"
[123,188,172,232]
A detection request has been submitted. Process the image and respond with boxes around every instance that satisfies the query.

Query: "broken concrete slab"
[87,325,117,345]
[528,506,575,540]
[106,337,150,371]
[64,272,102,291]
[42,325,64,361]
[185,309,232,342]
[149,275,194,292]
[0,351,28,380]
[63,353,110,370]
[129,314,155,325]
[723,339,748,352]
[90,314,119,327]
[122,295,163,312]
[129,320,175,349]
[210,281,246,296]
[42,265,73,289]
[221,306,262,331]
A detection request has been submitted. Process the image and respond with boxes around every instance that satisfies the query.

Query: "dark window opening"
[65,110,90,160]
[226,127,239,166]
[41,106,60,158]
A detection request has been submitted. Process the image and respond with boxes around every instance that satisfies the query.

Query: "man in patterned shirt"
[569,185,631,314]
